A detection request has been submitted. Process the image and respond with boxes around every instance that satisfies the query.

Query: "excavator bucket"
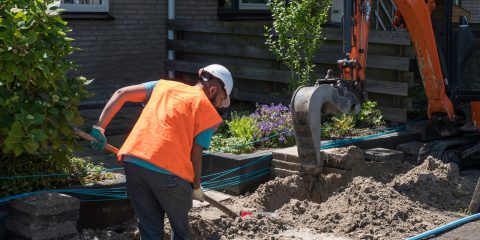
[291,82,362,174]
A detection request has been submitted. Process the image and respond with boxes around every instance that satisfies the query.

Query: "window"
[218,0,271,20]
[60,0,109,13]
[239,0,269,10]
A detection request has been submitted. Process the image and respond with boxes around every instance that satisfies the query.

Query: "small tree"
[265,0,331,90]
[0,0,91,158]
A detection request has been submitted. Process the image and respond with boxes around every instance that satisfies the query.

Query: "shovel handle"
[204,195,239,219]
[73,127,119,154]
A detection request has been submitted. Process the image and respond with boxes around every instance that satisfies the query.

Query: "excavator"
[291,0,480,173]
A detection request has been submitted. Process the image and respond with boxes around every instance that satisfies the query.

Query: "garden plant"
[211,101,385,154]
[265,0,331,90]
[0,0,105,197]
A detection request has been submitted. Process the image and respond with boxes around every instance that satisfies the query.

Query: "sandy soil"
[75,154,480,240]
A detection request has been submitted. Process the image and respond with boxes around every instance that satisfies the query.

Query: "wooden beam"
[168,40,410,71]
[364,79,408,96]
[168,60,409,96]
[233,89,290,105]
[167,20,411,46]
[166,60,291,83]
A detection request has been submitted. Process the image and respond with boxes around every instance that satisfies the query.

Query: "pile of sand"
[276,177,453,239]
[74,155,479,240]
[390,156,470,211]
[243,175,309,211]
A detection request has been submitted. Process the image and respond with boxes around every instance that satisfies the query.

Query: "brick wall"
[176,0,217,20]
[67,0,167,106]
[462,0,480,23]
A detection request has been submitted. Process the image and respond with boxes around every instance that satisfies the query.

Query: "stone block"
[270,168,300,179]
[364,148,403,162]
[272,146,300,163]
[6,220,77,240]
[321,146,364,170]
[271,159,301,171]
[396,141,425,156]
[8,193,80,218]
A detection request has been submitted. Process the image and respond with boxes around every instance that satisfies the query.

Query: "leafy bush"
[226,112,259,142]
[265,0,331,90]
[0,0,98,197]
[0,0,91,157]
[356,100,385,127]
[251,103,295,148]
[321,100,385,139]
[209,134,255,154]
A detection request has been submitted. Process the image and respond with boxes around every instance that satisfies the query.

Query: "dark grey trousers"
[124,162,193,240]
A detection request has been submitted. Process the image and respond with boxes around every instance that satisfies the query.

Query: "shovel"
[74,128,239,219]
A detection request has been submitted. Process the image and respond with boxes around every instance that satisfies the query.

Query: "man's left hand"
[192,187,205,202]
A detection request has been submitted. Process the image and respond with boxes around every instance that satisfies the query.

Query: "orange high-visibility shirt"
[118,80,222,183]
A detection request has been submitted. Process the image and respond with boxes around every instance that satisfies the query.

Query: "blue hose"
[405,213,480,240]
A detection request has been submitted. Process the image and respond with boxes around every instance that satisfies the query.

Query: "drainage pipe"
[167,0,175,79]
[405,213,480,240]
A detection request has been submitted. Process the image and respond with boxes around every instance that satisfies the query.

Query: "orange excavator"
[291,0,480,171]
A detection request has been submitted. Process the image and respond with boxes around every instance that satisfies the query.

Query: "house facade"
[64,0,479,123]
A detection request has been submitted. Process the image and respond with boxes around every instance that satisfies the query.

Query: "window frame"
[60,0,109,13]
[218,0,271,21]
[238,0,270,10]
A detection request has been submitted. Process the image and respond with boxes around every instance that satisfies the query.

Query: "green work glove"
[89,125,107,150]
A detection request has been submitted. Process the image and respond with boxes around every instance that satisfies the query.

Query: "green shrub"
[209,134,255,154]
[265,0,331,90]
[0,0,96,197]
[226,112,259,142]
[0,0,91,158]
[356,100,385,127]
[321,100,385,139]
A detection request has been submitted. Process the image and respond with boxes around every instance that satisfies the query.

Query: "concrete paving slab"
[193,190,233,208]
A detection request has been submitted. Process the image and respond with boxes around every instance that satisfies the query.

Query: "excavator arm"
[291,0,468,170]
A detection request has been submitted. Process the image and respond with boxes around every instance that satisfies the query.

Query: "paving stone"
[272,146,300,163]
[270,168,300,179]
[364,148,403,162]
[396,141,425,155]
[8,192,80,217]
[321,146,364,170]
[193,190,232,208]
[6,219,77,240]
[271,159,301,171]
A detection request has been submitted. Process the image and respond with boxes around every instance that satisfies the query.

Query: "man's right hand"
[89,125,107,150]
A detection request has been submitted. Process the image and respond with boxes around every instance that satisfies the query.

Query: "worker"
[89,64,233,240]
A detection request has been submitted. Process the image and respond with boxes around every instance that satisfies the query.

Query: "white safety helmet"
[199,64,234,108]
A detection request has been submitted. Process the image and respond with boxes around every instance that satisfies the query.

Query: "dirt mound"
[276,177,453,239]
[390,156,471,211]
[244,175,309,211]
[189,214,288,240]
